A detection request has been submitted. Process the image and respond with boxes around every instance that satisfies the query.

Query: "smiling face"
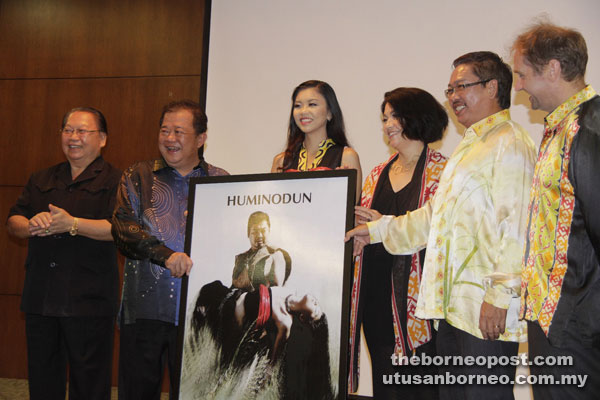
[447,64,498,129]
[292,88,332,138]
[158,109,206,176]
[61,111,106,168]
[382,102,423,151]
[513,50,554,112]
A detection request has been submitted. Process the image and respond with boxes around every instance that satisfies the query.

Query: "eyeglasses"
[61,127,100,137]
[159,128,190,137]
[444,79,491,97]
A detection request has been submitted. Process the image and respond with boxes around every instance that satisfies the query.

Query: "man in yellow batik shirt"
[513,22,600,399]
[347,52,536,400]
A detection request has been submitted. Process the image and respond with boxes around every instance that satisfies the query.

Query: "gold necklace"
[390,157,418,173]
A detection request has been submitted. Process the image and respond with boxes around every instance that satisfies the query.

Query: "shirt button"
[50,262,56,268]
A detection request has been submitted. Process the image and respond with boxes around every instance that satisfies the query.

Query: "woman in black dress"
[349,88,448,399]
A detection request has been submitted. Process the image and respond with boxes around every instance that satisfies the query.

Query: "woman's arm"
[271,152,284,172]
[341,147,363,202]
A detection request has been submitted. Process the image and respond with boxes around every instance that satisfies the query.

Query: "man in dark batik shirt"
[112,100,228,400]
[513,22,600,399]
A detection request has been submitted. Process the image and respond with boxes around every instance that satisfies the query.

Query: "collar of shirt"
[545,85,597,129]
[466,109,511,138]
[56,156,106,187]
[152,157,207,177]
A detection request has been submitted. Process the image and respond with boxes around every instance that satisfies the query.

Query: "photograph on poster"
[177,170,355,400]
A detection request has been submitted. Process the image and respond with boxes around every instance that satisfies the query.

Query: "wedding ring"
[45,229,50,234]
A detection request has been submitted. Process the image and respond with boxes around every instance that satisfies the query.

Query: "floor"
[0,378,168,400]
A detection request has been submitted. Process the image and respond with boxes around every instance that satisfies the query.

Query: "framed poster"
[176,170,356,400]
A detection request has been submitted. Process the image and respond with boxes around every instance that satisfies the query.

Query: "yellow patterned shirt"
[520,86,600,345]
[368,110,536,342]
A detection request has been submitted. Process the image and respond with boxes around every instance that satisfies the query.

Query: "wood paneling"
[0,295,27,378]
[1,0,209,387]
[0,76,201,184]
[0,187,28,295]
[0,294,123,383]
[0,0,205,79]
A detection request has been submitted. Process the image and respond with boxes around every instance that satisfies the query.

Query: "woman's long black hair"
[281,80,349,170]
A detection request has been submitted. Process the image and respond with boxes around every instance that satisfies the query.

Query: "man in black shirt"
[6,107,121,400]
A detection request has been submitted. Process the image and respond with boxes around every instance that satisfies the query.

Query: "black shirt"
[8,156,122,316]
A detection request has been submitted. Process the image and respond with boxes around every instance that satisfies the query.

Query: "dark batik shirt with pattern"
[112,158,228,325]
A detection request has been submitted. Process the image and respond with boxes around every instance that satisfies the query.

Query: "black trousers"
[436,320,518,400]
[25,313,114,400]
[363,336,439,400]
[118,319,178,400]
[528,320,600,400]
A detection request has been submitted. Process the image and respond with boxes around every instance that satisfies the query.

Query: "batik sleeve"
[111,167,174,266]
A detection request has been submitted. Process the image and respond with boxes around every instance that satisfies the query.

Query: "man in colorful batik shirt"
[513,22,600,399]
[347,52,536,399]
[112,100,228,399]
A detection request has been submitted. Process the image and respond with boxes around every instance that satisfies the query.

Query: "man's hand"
[479,301,507,340]
[29,204,75,236]
[345,224,371,256]
[48,204,74,234]
[28,211,53,236]
[165,252,193,278]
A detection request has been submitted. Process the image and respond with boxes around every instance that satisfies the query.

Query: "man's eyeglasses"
[444,79,491,98]
[61,127,100,137]
[159,128,190,137]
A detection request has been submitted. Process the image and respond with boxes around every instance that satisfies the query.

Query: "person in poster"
[232,211,292,291]
[187,209,334,399]
[189,280,334,399]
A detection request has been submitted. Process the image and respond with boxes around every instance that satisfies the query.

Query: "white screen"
[204,1,600,397]
[205,0,599,177]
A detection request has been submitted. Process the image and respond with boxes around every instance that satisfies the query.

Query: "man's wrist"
[367,215,392,244]
[152,246,176,267]
[69,217,79,236]
[483,287,512,309]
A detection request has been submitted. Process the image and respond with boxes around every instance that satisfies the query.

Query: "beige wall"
[205,0,600,177]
